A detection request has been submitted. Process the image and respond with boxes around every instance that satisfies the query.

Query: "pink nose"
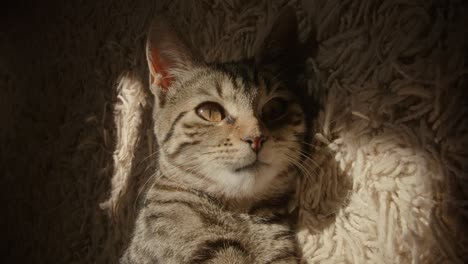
[243,136,267,153]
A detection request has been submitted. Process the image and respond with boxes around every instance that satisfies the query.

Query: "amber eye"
[196,102,225,122]
[262,98,288,121]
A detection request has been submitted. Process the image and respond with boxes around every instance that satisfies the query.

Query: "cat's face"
[146,10,311,198]
[154,63,306,197]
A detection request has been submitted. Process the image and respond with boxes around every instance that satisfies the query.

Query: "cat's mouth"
[234,160,268,172]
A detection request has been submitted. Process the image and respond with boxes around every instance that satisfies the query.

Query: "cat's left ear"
[146,17,199,92]
[255,7,315,77]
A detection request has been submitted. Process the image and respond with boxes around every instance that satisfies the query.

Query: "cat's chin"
[233,160,268,172]
[203,164,286,199]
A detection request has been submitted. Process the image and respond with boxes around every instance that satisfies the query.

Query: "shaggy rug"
[1,0,467,263]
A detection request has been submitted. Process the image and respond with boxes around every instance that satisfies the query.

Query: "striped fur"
[122,8,313,264]
[122,174,299,264]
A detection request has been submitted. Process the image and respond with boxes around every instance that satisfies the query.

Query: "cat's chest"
[221,198,255,214]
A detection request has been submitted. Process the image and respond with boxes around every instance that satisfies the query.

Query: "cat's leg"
[249,217,300,264]
[190,241,253,264]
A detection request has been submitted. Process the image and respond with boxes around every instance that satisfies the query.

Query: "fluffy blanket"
[2,0,467,263]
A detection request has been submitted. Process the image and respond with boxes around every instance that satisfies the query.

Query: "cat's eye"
[262,98,288,121]
[196,102,225,122]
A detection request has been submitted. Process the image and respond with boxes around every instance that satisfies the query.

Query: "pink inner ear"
[150,49,173,90]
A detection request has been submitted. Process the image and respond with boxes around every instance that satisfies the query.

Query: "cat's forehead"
[216,75,259,115]
[206,62,285,100]
[168,63,291,116]
[207,65,280,110]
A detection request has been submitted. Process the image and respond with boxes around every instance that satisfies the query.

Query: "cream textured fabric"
[2,0,466,263]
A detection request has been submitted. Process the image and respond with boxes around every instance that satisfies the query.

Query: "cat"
[121,7,314,264]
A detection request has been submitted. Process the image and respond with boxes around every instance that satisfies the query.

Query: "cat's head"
[146,8,312,199]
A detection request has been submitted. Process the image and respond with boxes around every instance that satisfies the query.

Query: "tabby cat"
[121,7,313,264]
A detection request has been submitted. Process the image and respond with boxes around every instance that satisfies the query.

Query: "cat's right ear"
[146,18,198,93]
[254,7,316,80]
